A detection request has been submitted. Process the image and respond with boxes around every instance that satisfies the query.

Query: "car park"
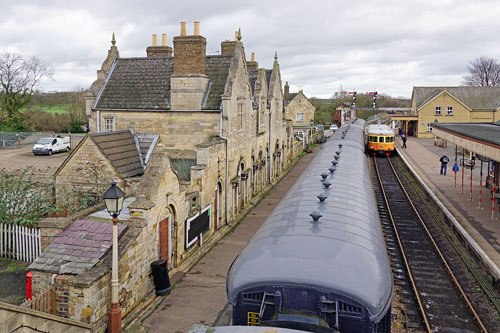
[32,136,71,156]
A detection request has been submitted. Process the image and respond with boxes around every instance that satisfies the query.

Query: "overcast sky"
[1,0,499,98]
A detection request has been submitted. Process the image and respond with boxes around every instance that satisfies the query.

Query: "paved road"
[138,148,318,333]
[0,147,69,172]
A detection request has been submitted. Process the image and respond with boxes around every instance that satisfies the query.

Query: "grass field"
[21,104,70,114]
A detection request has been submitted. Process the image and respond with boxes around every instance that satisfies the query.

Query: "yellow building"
[395,86,500,138]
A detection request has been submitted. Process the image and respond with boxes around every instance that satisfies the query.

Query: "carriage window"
[378,137,384,142]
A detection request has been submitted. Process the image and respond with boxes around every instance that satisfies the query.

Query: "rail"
[373,155,487,332]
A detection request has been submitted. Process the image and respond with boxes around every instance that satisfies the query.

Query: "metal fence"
[0,132,85,149]
[0,223,41,262]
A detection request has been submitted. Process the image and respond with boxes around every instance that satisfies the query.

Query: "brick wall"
[146,46,172,57]
[173,35,206,75]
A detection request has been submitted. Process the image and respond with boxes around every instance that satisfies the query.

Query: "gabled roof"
[29,219,127,275]
[413,86,500,111]
[95,55,232,111]
[90,130,144,178]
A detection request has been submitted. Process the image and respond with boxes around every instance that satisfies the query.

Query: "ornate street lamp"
[103,182,125,333]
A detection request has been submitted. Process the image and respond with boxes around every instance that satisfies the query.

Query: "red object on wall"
[26,272,32,300]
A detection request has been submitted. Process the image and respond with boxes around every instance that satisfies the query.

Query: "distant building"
[394,86,500,138]
[283,82,316,143]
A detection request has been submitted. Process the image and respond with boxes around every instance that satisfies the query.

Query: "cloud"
[1,0,500,97]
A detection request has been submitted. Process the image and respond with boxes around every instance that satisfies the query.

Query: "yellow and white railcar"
[367,124,395,155]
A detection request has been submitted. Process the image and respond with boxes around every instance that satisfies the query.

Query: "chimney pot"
[162,34,167,46]
[152,34,157,46]
[194,21,200,36]
[251,52,255,62]
[180,22,186,36]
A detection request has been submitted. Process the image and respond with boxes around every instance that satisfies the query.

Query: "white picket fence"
[0,223,41,262]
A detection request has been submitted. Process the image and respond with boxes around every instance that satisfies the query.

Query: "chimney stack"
[180,22,187,36]
[284,82,290,101]
[194,21,200,36]
[171,21,209,110]
[146,33,172,57]
[221,31,239,55]
[173,21,206,75]
[246,52,258,71]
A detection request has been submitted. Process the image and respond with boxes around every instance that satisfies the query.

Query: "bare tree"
[463,56,500,86]
[0,52,53,130]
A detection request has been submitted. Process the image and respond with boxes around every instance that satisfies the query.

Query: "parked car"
[32,136,71,156]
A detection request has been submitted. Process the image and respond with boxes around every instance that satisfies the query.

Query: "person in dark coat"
[402,135,407,148]
[440,154,450,175]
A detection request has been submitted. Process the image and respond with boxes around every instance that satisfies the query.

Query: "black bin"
[150,259,171,296]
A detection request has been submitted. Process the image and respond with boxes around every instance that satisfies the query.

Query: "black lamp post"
[103,182,125,333]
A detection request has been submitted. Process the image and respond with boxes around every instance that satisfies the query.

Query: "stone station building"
[29,22,306,331]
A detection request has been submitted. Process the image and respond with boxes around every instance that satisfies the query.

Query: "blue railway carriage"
[329,118,366,152]
[227,119,393,333]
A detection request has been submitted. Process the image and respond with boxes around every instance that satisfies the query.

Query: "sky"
[1,0,499,98]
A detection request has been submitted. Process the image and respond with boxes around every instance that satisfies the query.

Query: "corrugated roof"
[29,220,127,275]
[432,122,500,147]
[91,130,144,177]
[95,55,232,111]
[413,86,500,110]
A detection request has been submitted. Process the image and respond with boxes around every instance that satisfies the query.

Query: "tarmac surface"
[129,148,317,333]
[395,135,500,272]
[0,147,69,172]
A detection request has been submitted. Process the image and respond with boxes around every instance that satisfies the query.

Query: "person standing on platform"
[402,135,407,149]
[440,154,449,175]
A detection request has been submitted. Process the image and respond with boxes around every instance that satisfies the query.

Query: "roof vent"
[329,166,336,174]
[338,144,343,148]
[310,211,322,223]
[321,173,328,180]
[334,155,340,160]
[322,179,331,188]
[335,151,341,156]
[317,194,327,202]
[331,160,338,166]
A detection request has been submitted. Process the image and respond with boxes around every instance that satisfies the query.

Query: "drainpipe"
[219,110,230,226]
[96,110,100,133]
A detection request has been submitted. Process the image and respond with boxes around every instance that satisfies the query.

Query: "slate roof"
[413,86,500,110]
[432,123,500,147]
[29,220,127,275]
[265,70,273,90]
[95,55,232,111]
[91,130,144,177]
[137,134,159,165]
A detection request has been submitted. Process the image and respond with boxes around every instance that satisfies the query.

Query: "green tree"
[0,52,53,131]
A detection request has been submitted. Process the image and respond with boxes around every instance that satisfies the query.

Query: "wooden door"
[159,218,169,264]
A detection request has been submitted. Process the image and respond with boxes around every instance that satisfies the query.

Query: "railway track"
[372,155,487,332]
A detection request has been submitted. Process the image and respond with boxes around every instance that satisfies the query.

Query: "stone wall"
[92,111,220,150]
[0,302,93,333]
[285,92,315,127]
[55,137,123,209]
[31,222,154,332]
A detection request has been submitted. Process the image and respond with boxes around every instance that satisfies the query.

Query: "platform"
[395,136,500,277]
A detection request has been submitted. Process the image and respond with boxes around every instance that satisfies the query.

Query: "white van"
[32,136,71,156]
